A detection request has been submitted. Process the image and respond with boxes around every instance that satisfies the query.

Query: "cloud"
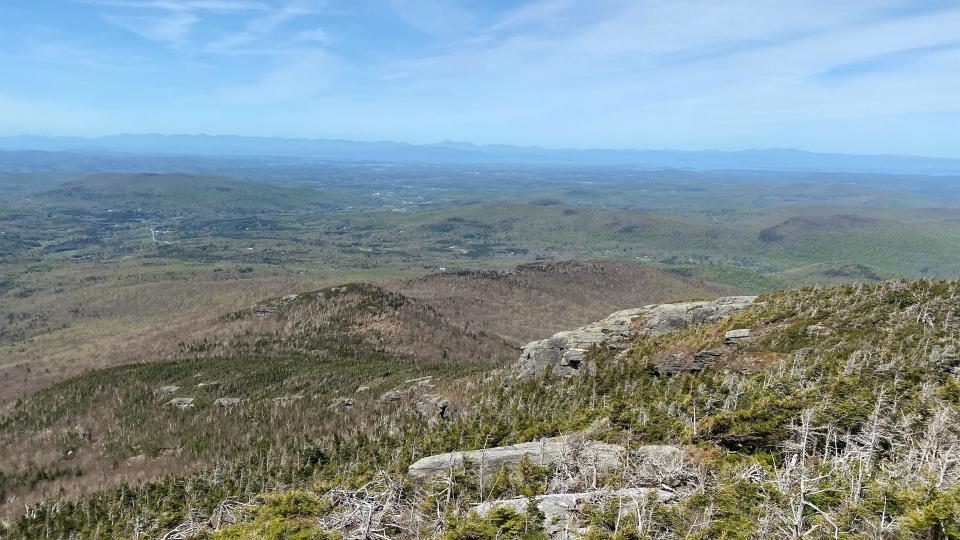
[384,2,960,112]
[297,28,330,44]
[389,0,476,38]
[248,0,319,33]
[484,0,578,33]
[813,43,960,83]
[205,31,258,50]
[79,0,269,12]
[219,51,338,104]
[88,0,282,45]
[103,11,199,43]
[205,0,325,54]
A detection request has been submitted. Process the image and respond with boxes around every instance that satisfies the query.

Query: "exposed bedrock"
[407,438,680,481]
[515,296,757,377]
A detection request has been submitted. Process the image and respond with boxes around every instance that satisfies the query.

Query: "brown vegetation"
[389,260,742,346]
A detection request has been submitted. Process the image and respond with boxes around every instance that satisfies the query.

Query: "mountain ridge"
[3,134,960,174]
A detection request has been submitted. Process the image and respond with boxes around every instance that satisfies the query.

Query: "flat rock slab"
[724,328,751,343]
[473,488,679,538]
[516,296,757,377]
[409,439,630,481]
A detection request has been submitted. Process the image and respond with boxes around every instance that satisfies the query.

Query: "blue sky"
[2,0,959,157]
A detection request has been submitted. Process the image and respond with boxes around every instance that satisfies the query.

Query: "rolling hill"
[0,262,739,519]
[26,173,343,216]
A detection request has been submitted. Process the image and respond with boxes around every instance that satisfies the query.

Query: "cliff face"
[514,296,757,377]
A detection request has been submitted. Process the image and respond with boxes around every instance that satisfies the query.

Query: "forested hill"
[7,279,960,539]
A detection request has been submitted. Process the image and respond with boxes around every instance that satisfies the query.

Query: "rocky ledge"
[515,296,756,378]
[408,436,680,480]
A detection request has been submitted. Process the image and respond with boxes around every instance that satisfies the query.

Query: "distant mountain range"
[2,134,960,174]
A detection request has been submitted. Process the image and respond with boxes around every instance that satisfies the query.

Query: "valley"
[1,163,959,538]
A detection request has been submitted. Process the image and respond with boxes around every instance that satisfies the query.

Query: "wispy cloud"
[249,0,318,33]
[204,0,326,54]
[103,11,199,43]
[86,0,281,45]
[388,0,477,39]
[79,1,270,12]
[484,0,579,34]
[813,42,960,83]
[219,50,339,104]
[297,28,331,44]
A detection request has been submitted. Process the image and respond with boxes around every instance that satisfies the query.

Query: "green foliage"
[903,486,960,540]
[444,502,547,540]
[482,457,550,501]
[702,391,807,451]
[685,475,769,539]
[211,491,334,540]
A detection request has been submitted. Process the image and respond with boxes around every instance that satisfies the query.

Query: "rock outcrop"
[723,328,751,343]
[653,348,726,375]
[328,397,354,411]
[408,438,627,481]
[166,397,194,409]
[415,394,457,421]
[515,296,756,377]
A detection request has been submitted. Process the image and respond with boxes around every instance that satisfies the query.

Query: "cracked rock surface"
[515,296,757,377]
[408,438,628,481]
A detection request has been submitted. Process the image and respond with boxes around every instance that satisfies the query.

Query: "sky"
[1,0,959,157]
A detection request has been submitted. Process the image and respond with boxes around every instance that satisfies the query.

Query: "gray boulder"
[408,438,625,481]
[415,395,457,421]
[724,328,751,343]
[379,389,407,403]
[166,397,194,409]
[328,397,355,410]
[516,296,756,377]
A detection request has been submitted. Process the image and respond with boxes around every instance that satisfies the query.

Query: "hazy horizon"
[4,132,960,162]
